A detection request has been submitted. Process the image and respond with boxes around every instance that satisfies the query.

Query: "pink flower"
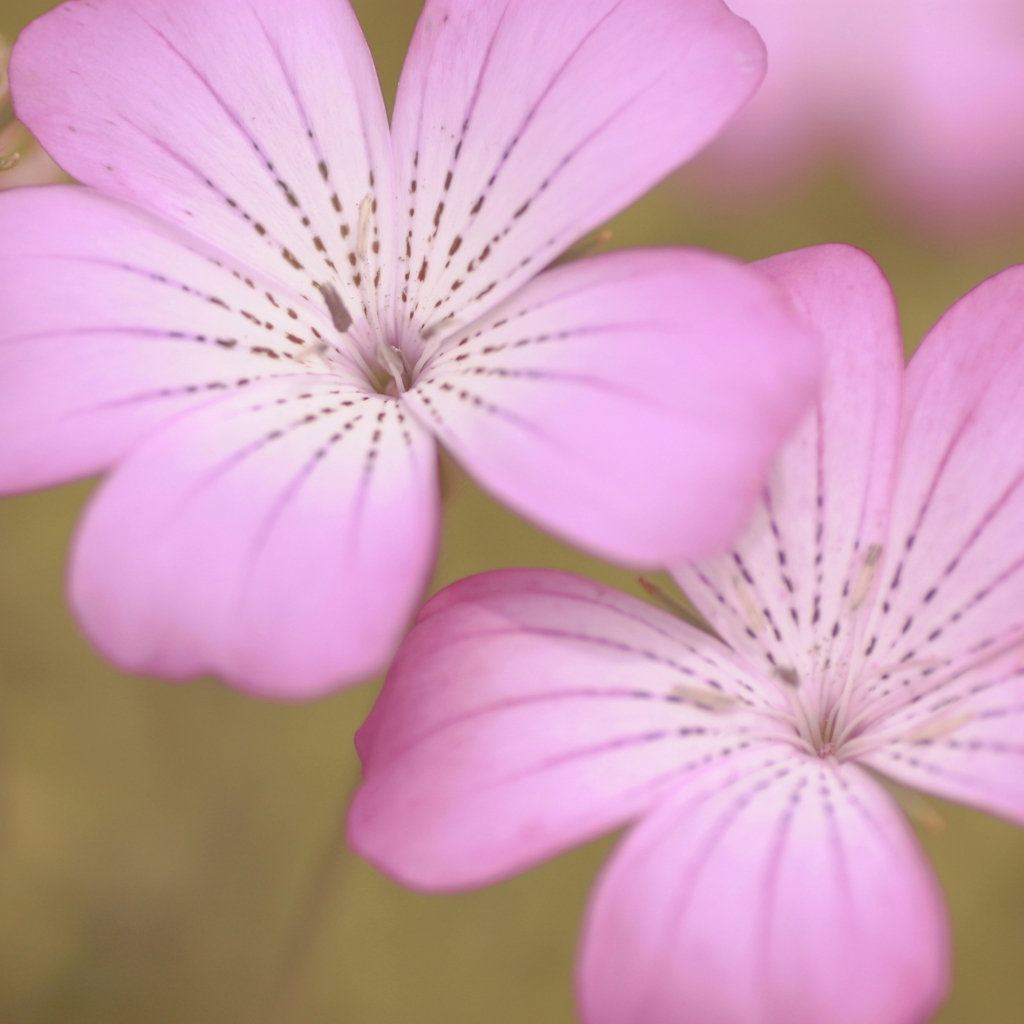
[0,0,820,698]
[682,0,1024,234]
[350,243,1024,1023]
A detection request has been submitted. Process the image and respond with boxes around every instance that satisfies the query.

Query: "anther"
[667,684,737,712]
[772,665,800,687]
[732,574,767,633]
[357,194,373,259]
[851,543,883,609]
[294,338,333,365]
[906,710,973,743]
[319,282,353,333]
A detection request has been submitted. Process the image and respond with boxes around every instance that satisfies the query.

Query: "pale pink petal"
[0,186,355,493]
[855,265,1024,724]
[674,245,903,696]
[349,568,781,890]
[12,0,395,348]
[390,0,765,338]
[863,651,1024,827]
[856,262,1024,818]
[403,249,819,566]
[579,749,949,1024]
[69,379,438,698]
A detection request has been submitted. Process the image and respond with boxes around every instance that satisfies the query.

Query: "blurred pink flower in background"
[0,0,819,698]
[682,0,1024,235]
[0,34,64,189]
[351,243,1024,1023]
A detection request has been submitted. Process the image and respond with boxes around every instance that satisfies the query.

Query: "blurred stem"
[264,755,363,1024]
[437,444,467,505]
[637,576,716,634]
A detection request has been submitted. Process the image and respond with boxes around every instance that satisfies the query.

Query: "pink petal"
[672,244,903,697]
[863,660,1024,827]
[856,264,1024,721]
[349,568,780,890]
[852,264,1024,819]
[69,378,439,698]
[0,186,352,493]
[12,0,395,345]
[390,0,765,337]
[579,749,949,1024]
[404,249,820,566]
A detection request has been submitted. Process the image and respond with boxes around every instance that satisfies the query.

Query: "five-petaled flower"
[0,0,818,697]
[351,243,1024,1024]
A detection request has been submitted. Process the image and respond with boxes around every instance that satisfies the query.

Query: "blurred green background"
[4,1,1024,1021]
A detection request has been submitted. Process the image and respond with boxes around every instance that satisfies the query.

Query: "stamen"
[850,542,883,609]
[839,704,975,761]
[375,339,411,393]
[319,281,352,333]
[842,628,1024,746]
[772,664,800,687]
[667,683,737,712]
[420,315,463,342]
[0,150,20,171]
[906,710,974,743]
[732,574,767,633]
[781,675,826,751]
[294,337,333,364]
[638,577,714,633]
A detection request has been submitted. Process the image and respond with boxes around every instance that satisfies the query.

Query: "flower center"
[310,281,424,396]
[773,671,853,762]
[373,339,412,396]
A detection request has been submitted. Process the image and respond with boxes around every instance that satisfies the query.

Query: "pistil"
[375,339,412,395]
